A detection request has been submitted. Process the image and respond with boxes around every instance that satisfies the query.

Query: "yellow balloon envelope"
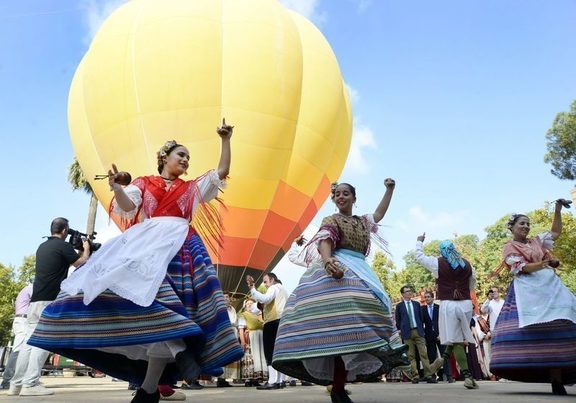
[69,0,352,295]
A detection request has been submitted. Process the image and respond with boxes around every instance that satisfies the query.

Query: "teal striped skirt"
[272,249,395,384]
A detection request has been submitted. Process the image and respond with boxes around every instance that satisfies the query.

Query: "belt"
[14,314,27,318]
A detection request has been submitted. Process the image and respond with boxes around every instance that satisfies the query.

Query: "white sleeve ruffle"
[538,231,555,250]
[197,169,226,203]
[111,185,142,220]
[505,253,526,275]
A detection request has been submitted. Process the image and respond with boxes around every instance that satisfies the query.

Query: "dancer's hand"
[323,257,344,279]
[108,164,122,191]
[245,275,255,288]
[417,232,426,242]
[294,235,306,246]
[217,118,234,139]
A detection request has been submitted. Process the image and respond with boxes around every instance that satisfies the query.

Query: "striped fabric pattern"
[29,233,243,384]
[490,281,576,383]
[272,257,394,384]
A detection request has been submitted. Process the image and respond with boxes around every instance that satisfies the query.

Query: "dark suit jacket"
[395,300,425,340]
[422,303,440,342]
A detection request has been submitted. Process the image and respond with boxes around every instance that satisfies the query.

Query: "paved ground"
[1,376,574,403]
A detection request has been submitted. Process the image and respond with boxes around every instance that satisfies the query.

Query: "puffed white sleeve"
[414,241,439,278]
[111,184,142,220]
[196,169,226,203]
[538,231,555,250]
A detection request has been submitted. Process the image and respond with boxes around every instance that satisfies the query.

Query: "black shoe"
[426,377,438,384]
[217,379,232,387]
[330,390,354,403]
[251,380,262,387]
[280,381,286,388]
[301,381,314,386]
[411,379,419,384]
[128,383,139,390]
[181,381,203,390]
[447,377,455,383]
[256,382,280,390]
[289,380,297,387]
[552,382,567,396]
[131,388,160,403]
[175,351,201,384]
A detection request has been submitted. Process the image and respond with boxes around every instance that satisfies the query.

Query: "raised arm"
[373,178,395,223]
[109,164,136,212]
[414,233,439,278]
[550,199,566,240]
[216,118,234,180]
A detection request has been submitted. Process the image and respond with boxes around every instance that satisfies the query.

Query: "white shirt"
[481,298,504,323]
[414,241,477,290]
[250,283,288,317]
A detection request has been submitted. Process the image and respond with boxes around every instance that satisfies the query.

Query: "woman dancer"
[29,121,243,403]
[272,179,401,403]
[238,299,266,386]
[490,200,576,395]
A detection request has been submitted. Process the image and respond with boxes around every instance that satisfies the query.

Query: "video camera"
[68,229,102,254]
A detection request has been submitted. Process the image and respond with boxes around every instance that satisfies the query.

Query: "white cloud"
[82,0,127,44]
[344,122,377,175]
[355,0,373,14]
[345,83,360,105]
[406,206,468,232]
[279,0,326,25]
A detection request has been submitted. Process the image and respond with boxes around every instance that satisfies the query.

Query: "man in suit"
[395,286,436,384]
[422,291,453,382]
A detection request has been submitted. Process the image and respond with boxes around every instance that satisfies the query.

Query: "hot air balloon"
[69,0,352,299]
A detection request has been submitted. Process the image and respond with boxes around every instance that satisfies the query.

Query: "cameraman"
[8,217,90,397]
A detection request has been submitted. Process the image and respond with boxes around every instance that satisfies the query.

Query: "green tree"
[0,263,18,344]
[371,251,397,297]
[68,159,98,235]
[544,100,576,180]
[17,255,36,284]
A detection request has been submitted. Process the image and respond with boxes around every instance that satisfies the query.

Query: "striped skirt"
[28,233,243,385]
[272,252,395,385]
[490,281,576,383]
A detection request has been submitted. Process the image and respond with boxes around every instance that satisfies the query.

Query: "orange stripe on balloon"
[219,207,267,238]
[269,181,313,221]
[258,212,297,246]
[312,175,331,208]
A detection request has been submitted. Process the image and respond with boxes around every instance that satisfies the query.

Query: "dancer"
[415,235,479,389]
[245,273,289,390]
[272,179,400,403]
[29,120,243,403]
[238,299,266,386]
[490,200,576,396]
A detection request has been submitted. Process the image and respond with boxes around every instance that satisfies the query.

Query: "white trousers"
[11,301,51,388]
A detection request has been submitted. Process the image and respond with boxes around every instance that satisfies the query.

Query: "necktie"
[406,301,416,328]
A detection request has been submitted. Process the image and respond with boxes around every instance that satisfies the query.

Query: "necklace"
[160,176,175,182]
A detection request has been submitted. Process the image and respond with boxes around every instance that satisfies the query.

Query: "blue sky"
[1,0,575,294]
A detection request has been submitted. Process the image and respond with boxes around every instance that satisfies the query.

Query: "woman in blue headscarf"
[414,234,479,390]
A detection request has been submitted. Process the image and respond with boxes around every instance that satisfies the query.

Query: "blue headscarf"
[439,240,465,270]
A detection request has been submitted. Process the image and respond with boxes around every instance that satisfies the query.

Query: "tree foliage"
[545,100,576,180]
[68,158,99,235]
[387,204,576,306]
[0,256,35,345]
